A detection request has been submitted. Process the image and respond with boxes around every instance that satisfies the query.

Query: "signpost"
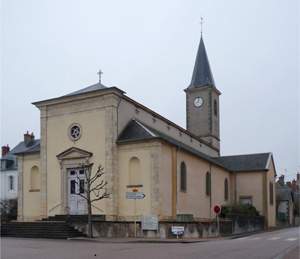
[126,192,146,200]
[213,205,221,237]
[126,189,146,237]
[171,226,184,239]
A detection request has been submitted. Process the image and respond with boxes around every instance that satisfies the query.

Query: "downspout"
[209,163,212,218]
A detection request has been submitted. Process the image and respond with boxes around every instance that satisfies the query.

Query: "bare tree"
[75,163,109,238]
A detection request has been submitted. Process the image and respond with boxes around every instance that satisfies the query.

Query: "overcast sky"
[0,0,299,180]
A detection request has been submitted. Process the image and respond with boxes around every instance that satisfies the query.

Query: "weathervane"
[97,69,103,83]
[200,17,204,36]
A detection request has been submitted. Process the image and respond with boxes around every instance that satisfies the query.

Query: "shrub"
[0,199,17,222]
[220,204,260,218]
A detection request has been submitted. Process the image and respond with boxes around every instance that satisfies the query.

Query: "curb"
[67,237,211,243]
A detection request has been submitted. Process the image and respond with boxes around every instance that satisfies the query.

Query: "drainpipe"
[209,163,212,218]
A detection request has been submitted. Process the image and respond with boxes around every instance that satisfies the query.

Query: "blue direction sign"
[126,192,146,200]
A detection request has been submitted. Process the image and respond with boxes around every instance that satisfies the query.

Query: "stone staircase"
[0,220,85,239]
[42,214,105,223]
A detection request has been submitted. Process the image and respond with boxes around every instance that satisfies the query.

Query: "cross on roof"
[200,17,204,36]
[97,69,103,83]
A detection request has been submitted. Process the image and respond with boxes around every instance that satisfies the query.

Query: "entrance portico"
[68,168,87,215]
[56,147,93,215]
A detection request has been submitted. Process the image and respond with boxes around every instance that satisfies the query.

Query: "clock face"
[194,97,203,108]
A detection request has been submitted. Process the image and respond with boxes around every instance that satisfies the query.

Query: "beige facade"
[15,88,277,228]
[18,153,41,221]
[234,160,276,227]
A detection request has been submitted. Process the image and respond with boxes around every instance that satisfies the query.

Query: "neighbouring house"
[287,173,300,225]
[0,145,18,202]
[276,175,294,226]
[13,33,277,228]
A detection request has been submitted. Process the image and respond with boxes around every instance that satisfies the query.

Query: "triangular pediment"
[56,147,93,160]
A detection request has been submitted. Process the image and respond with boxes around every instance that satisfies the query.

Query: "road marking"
[248,237,261,240]
[236,237,249,241]
[285,238,298,241]
[268,237,280,240]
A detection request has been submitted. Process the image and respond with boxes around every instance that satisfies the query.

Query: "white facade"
[0,169,18,200]
[0,155,18,201]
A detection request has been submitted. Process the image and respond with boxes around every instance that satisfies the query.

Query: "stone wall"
[73,217,264,238]
[229,215,265,234]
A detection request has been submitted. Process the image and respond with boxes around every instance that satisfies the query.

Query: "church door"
[68,169,87,215]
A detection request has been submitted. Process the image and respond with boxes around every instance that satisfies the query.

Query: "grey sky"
[1,0,299,180]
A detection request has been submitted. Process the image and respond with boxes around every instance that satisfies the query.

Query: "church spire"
[189,34,215,88]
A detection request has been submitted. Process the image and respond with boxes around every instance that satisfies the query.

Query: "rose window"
[69,124,81,141]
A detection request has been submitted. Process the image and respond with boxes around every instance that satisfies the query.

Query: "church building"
[14,34,276,227]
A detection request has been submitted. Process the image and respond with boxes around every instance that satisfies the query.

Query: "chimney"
[297,173,300,181]
[24,131,35,147]
[1,145,10,157]
[278,175,285,186]
[291,180,297,192]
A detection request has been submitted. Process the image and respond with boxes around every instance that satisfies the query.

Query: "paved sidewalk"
[68,231,262,243]
[68,227,299,243]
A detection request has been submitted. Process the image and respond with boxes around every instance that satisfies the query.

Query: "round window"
[69,123,81,141]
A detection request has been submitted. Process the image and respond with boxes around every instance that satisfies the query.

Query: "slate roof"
[65,82,107,97]
[118,120,227,169]
[117,120,156,142]
[0,152,17,171]
[214,153,271,172]
[12,139,40,155]
[1,152,16,161]
[188,36,215,88]
[118,120,273,173]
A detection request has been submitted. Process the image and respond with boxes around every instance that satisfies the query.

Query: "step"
[0,221,85,239]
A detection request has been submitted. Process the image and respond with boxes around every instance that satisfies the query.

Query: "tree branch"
[89,180,107,192]
[91,192,110,203]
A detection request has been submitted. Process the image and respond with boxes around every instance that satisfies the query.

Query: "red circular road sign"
[214,205,221,215]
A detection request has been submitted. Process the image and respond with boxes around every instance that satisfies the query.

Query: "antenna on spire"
[200,17,204,36]
[97,69,103,83]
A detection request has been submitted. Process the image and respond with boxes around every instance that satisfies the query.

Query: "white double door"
[68,169,87,215]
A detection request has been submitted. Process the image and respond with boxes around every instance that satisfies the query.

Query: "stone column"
[171,146,177,219]
[104,103,118,220]
[40,107,48,218]
[150,144,160,216]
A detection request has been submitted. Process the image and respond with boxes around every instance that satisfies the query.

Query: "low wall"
[228,215,265,234]
[73,216,264,238]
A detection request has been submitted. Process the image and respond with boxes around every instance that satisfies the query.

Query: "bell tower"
[185,34,221,153]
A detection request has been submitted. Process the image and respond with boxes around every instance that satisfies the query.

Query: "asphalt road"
[1,227,299,259]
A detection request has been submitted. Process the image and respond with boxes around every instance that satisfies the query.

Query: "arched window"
[214,99,218,116]
[30,166,40,190]
[8,175,14,191]
[129,157,141,186]
[269,182,274,205]
[206,172,211,196]
[224,178,229,201]
[180,162,187,192]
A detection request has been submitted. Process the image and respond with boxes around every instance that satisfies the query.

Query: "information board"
[141,215,158,230]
